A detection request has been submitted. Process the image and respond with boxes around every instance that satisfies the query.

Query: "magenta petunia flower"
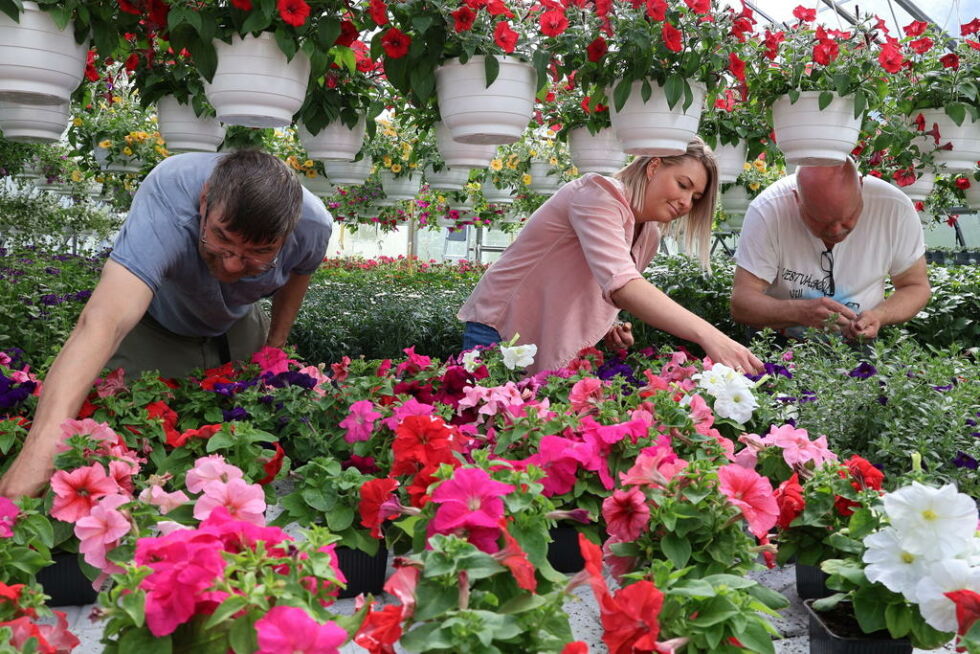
[430,468,515,545]
[255,605,347,654]
[0,496,20,538]
[339,400,382,443]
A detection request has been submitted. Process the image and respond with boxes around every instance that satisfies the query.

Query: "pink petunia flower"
[138,485,190,514]
[95,368,128,398]
[763,424,837,468]
[75,493,131,578]
[297,364,331,397]
[339,400,382,443]
[569,377,604,414]
[193,478,266,525]
[717,464,779,538]
[0,496,19,538]
[252,346,292,374]
[255,605,347,654]
[50,463,120,523]
[523,435,586,496]
[602,488,651,542]
[382,397,435,431]
[56,418,119,452]
[430,468,514,552]
[185,455,244,494]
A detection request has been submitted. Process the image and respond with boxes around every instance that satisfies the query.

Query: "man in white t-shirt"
[731,160,931,340]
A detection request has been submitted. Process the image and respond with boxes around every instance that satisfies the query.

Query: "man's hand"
[604,321,634,349]
[844,309,882,340]
[796,297,857,331]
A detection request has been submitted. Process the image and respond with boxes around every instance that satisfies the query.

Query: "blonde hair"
[614,137,718,268]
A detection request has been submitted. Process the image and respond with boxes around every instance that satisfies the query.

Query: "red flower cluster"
[834,454,884,516]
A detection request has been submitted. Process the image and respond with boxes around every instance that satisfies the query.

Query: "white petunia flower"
[695,363,742,395]
[461,350,482,373]
[500,343,537,370]
[710,379,759,424]
[862,527,930,602]
[913,559,980,633]
[882,482,978,557]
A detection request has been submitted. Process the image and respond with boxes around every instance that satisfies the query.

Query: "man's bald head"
[794,159,864,247]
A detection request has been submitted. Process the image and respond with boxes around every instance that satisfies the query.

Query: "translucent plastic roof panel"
[721,0,980,39]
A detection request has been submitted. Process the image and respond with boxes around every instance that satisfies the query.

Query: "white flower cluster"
[862,482,980,633]
[694,363,759,424]
[499,343,537,371]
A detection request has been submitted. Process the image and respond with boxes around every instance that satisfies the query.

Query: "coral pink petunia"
[138,485,190,515]
[340,399,382,443]
[255,605,347,654]
[569,377,604,414]
[602,488,650,542]
[717,464,778,538]
[50,463,120,523]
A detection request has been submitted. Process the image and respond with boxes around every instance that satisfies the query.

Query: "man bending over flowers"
[0,150,332,497]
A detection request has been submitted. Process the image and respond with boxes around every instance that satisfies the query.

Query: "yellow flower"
[155,145,169,157]
[72,117,83,127]
[286,155,301,170]
[306,170,317,178]
[490,159,503,171]
[156,138,165,146]
[749,182,761,191]
[70,170,83,182]
[753,159,767,172]
[522,173,532,186]
[95,175,105,183]
[569,166,578,176]
[549,156,558,166]
[383,156,393,167]
[112,96,122,104]
[391,163,402,173]
[437,195,446,203]
[98,139,112,149]
[124,134,134,144]
[529,149,538,157]
[303,159,314,169]
[408,162,417,168]
[122,146,134,156]
[743,162,752,171]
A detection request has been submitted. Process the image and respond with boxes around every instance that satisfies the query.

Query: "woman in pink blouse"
[457,138,762,375]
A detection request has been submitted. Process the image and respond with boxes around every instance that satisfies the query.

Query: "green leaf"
[410,66,435,105]
[661,533,691,568]
[734,620,776,654]
[241,8,272,34]
[228,615,257,654]
[316,18,341,50]
[483,54,499,88]
[853,587,888,633]
[326,505,354,532]
[120,591,146,628]
[203,596,249,630]
[884,602,912,638]
[118,629,172,654]
[818,91,834,111]
[186,35,218,82]
[664,75,684,110]
[946,103,966,126]
[0,1,23,23]
[497,592,547,614]
[853,90,866,119]
[274,27,298,60]
[846,508,875,539]
[613,78,631,113]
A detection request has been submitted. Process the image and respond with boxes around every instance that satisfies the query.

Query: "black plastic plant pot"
[36,551,99,607]
[547,525,585,574]
[796,563,833,600]
[804,599,912,654]
[336,545,388,599]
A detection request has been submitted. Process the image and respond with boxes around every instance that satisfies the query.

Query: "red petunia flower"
[792,5,816,22]
[486,0,514,17]
[966,39,980,51]
[813,38,839,65]
[452,6,476,32]
[359,478,399,538]
[903,19,928,37]
[909,36,934,54]
[587,36,608,62]
[336,20,359,47]
[354,604,404,653]
[231,0,252,9]
[683,0,709,13]
[763,29,785,60]
[728,52,746,81]
[646,0,667,21]
[277,0,310,27]
[380,27,412,58]
[941,52,960,69]
[118,0,141,15]
[369,0,389,26]
[775,473,804,529]
[962,18,980,36]
[955,177,971,190]
[124,52,140,72]
[661,22,682,52]
[538,9,569,37]
[945,589,980,637]
[878,42,905,73]
[493,20,519,53]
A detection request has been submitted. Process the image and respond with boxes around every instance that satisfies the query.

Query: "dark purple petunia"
[39,294,62,306]
[259,394,275,404]
[800,390,818,403]
[952,451,978,470]
[0,374,36,410]
[848,362,877,379]
[596,357,640,385]
[222,406,251,421]
[44,266,61,275]
[877,396,888,405]
[931,384,954,392]
[263,371,316,390]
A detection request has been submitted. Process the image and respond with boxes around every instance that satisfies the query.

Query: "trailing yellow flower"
[391,163,402,173]
[749,182,761,191]
[753,159,767,172]
[98,139,112,149]
[122,146,134,156]
[70,170,83,182]
[742,161,753,171]
[305,170,317,178]
[72,117,83,127]
[155,145,169,157]
[529,149,538,157]
[490,159,503,171]
[522,173,532,186]
[383,156,393,167]
[549,156,558,165]
[408,162,417,168]
[303,159,314,169]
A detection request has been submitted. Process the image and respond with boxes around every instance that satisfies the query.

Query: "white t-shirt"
[735,174,924,332]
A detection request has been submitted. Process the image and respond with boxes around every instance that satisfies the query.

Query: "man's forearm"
[731,289,802,329]
[867,283,931,326]
[266,273,314,348]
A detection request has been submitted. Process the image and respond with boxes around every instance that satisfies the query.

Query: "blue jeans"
[462,321,502,351]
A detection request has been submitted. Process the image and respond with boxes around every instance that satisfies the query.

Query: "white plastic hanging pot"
[424,165,471,191]
[918,109,980,172]
[720,185,750,229]
[156,97,225,152]
[207,33,310,128]
[772,92,862,166]
[0,2,87,105]
[963,177,980,209]
[608,79,705,156]
[322,157,372,186]
[299,173,335,198]
[435,55,536,145]
[714,140,747,184]
[527,161,560,195]
[435,121,496,168]
[568,127,627,175]
[482,183,515,205]
[0,99,68,142]
[298,118,366,162]
[376,170,419,206]
[93,146,141,174]
[898,173,935,202]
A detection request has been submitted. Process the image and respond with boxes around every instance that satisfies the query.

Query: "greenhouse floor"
[61,563,955,653]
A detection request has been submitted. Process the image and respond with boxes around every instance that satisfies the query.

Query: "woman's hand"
[699,330,764,375]
[604,321,634,349]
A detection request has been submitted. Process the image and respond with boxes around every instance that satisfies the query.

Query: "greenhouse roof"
[722,0,979,40]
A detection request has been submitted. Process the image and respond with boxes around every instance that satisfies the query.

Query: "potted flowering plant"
[0,580,79,653]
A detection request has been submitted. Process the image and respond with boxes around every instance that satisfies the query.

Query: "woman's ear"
[645,158,661,180]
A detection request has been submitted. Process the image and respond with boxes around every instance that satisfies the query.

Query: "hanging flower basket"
[435,55,536,145]
[0,2,87,105]
[435,121,496,169]
[156,97,225,153]
[207,33,310,128]
[771,92,862,167]
[482,183,515,205]
[299,173,335,198]
[608,79,705,156]
[714,141,748,184]
[376,170,420,206]
[93,146,141,174]
[963,179,980,210]
[897,174,935,203]
[568,127,627,176]
[720,185,750,230]
[528,161,561,196]
[918,110,980,172]
[298,118,366,162]
[0,99,68,142]
[424,165,471,191]
[323,157,373,186]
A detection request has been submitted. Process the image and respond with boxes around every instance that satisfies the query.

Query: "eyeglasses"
[820,249,835,297]
[199,213,279,273]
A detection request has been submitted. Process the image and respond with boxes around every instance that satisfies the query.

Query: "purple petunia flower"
[44,267,60,275]
[800,390,818,403]
[848,362,877,378]
[39,294,62,306]
[222,406,251,421]
[931,384,954,392]
[952,451,978,470]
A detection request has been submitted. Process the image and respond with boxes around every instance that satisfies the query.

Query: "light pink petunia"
[339,400,382,443]
[50,464,120,523]
[138,485,190,514]
[75,493,131,576]
[193,478,266,525]
[56,418,119,452]
[764,424,837,468]
[185,455,243,494]
[255,605,347,654]
[717,464,779,538]
[602,488,651,542]
[382,397,435,431]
